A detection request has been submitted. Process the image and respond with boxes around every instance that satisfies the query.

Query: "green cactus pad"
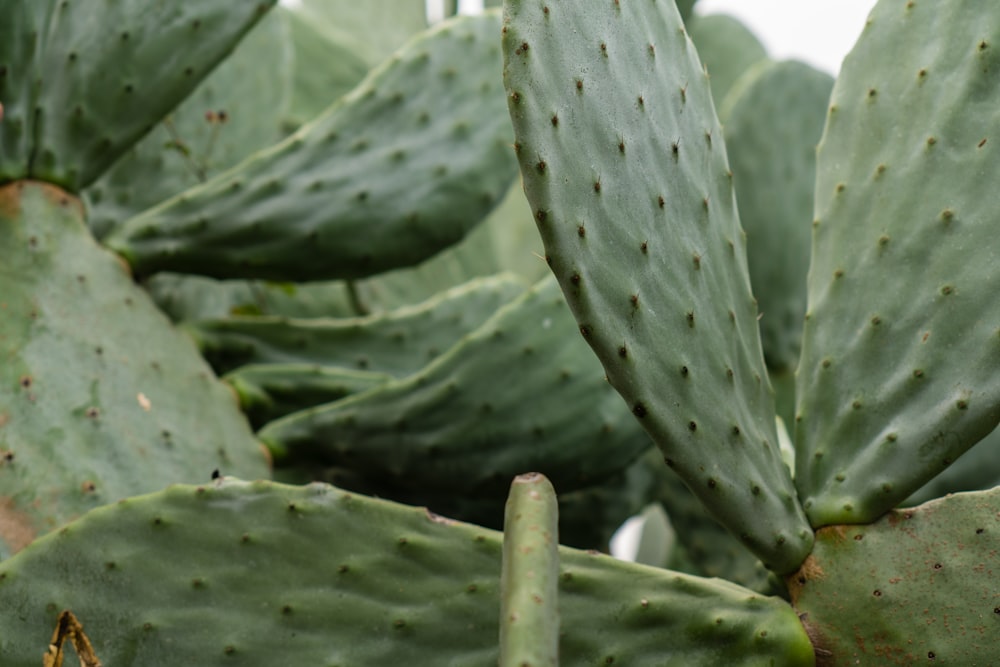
[280,6,370,129]
[0,0,275,191]
[259,276,651,497]
[144,273,358,323]
[297,0,428,70]
[224,364,392,429]
[500,473,560,667]
[0,182,269,559]
[720,60,834,374]
[503,0,811,573]
[186,274,524,376]
[905,426,1000,506]
[104,12,517,282]
[795,0,1000,526]
[686,14,769,109]
[84,9,293,240]
[356,182,547,311]
[273,445,660,553]
[0,479,815,666]
[789,487,1000,665]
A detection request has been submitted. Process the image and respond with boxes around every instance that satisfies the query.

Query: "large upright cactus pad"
[0,479,814,666]
[0,182,269,559]
[503,0,811,573]
[795,0,1000,526]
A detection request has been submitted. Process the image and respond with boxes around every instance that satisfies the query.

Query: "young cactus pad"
[0,0,276,190]
[795,0,1000,527]
[0,479,814,666]
[500,473,560,667]
[105,12,517,283]
[0,182,269,559]
[502,0,812,573]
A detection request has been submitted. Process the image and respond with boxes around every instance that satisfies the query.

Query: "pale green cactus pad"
[687,14,769,108]
[0,182,269,559]
[795,0,1000,526]
[789,487,1000,665]
[720,59,834,375]
[0,479,815,666]
[503,0,811,573]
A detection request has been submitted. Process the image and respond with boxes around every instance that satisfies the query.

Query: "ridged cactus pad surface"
[789,487,1000,665]
[503,0,811,573]
[223,364,392,429]
[84,8,294,240]
[795,0,1000,526]
[0,0,275,190]
[259,276,651,496]
[105,12,517,282]
[187,274,525,376]
[0,182,269,559]
[0,479,815,666]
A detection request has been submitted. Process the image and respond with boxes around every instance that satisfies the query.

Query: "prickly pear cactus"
[0,0,278,559]
[502,0,812,574]
[794,0,1000,526]
[105,12,518,283]
[0,478,814,666]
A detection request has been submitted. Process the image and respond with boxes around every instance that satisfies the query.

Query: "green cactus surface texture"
[223,363,392,429]
[686,14,769,108]
[356,181,547,311]
[144,272,358,323]
[0,181,269,559]
[279,6,371,129]
[0,0,276,191]
[502,0,812,574]
[84,8,294,240]
[186,274,525,376]
[259,276,652,497]
[500,473,560,667]
[795,0,1000,527]
[905,426,1000,505]
[720,59,834,376]
[104,12,517,283]
[0,479,815,666]
[788,487,1000,665]
[297,0,429,70]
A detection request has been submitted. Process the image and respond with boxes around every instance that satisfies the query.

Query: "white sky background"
[695,0,877,75]
[291,1,878,77]
[425,0,879,76]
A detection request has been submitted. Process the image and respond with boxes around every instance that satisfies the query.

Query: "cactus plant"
[3,0,1000,665]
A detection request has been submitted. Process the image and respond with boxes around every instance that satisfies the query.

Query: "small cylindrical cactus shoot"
[500,473,560,667]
